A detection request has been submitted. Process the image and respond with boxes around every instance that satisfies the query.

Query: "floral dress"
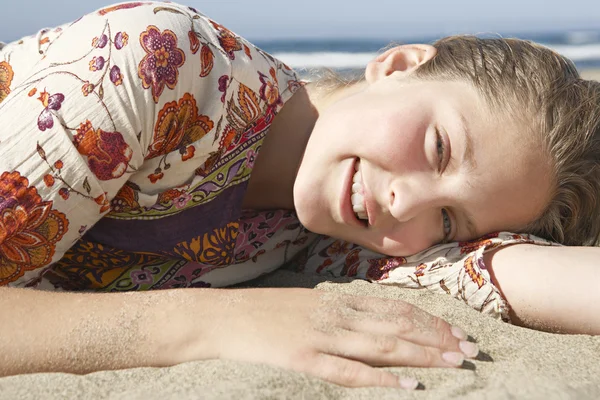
[0,1,553,320]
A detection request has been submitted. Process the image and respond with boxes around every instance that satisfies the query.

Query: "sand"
[1,268,599,400]
[2,68,600,400]
[582,69,600,81]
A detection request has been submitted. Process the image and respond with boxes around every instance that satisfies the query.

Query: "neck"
[242,79,367,211]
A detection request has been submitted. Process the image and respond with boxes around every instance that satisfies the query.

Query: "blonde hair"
[411,36,600,246]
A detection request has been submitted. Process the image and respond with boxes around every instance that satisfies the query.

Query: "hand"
[186,288,478,389]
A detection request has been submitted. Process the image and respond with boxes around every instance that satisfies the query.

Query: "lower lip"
[340,158,367,228]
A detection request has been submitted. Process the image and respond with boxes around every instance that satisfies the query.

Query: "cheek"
[365,113,429,170]
[357,219,439,257]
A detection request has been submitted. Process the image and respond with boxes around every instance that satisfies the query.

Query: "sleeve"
[288,232,557,320]
[0,29,147,287]
[0,5,186,287]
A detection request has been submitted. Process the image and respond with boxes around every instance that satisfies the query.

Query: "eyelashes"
[435,128,447,172]
[441,208,452,243]
[436,127,453,242]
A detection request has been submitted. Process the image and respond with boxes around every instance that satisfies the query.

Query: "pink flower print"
[36,89,65,131]
[89,56,105,72]
[137,25,185,103]
[218,75,229,102]
[245,148,257,169]
[92,34,108,48]
[366,257,407,281]
[114,31,129,49]
[173,192,192,209]
[110,65,123,86]
[131,269,153,285]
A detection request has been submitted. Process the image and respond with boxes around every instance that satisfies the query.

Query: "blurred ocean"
[254,30,600,74]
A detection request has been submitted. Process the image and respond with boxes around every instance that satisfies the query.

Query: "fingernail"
[451,326,468,340]
[442,351,465,366]
[398,377,419,390]
[459,340,479,358]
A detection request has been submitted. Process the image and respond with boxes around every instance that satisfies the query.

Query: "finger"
[306,352,419,389]
[340,314,478,358]
[345,296,477,357]
[323,330,467,368]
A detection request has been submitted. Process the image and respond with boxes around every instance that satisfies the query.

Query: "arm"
[484,244,600,334]
[0,286,477,388]
[0,287,205,376]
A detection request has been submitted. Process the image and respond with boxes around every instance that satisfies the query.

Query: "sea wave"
[273,43,600,69]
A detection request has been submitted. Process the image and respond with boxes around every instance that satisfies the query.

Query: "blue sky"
[2,0,600,42]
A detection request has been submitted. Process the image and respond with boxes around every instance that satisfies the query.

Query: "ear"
[365,44,437,83]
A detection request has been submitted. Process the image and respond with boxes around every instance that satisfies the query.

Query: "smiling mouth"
[351,160,369,222]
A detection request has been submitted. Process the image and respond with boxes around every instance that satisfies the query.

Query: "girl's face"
[294,67,552,256]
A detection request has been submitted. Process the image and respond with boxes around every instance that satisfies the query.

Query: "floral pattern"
[0,61,13,103]
[36,89,65,132]
[73,121,133,181]
[138,25,186,103]
[146,93,214,160]
[0,171,68,285]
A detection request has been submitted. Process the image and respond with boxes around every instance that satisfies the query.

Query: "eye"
[435,128,446,172]
[441,208,452,243]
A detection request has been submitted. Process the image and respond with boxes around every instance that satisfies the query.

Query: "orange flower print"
[194,151,220,177]
[138,25,185,103]
[243,44,252,59]
[58,188,70,200]
[259,67,282,108]
[43,174,55,187]
[199,44,214,77]
[181,145,195,161]
[146,93,214,160]
[148,170,164,183]
[0,61,14,103]
[209,20,242,59]
[73,120,133,181]
[173,222,239,266]
[94,192,111,213]
[188,30,200,54]
[158,188,184,204]
[464,255,485,289]
[0,171,69,286]
[459,232,501,254]
[98,2,148,15]
[111,183,140,213]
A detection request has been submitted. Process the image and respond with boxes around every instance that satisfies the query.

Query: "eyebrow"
[459,113,477,171]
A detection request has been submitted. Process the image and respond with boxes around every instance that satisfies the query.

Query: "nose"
[388,181,443,223]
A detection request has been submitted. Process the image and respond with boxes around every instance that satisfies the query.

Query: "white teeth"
[351,161,368,222]
[351,192,364,206]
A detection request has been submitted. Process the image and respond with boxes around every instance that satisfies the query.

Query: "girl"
[0,1,598,389]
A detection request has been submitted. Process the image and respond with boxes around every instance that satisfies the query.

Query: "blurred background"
[2,0,600,74]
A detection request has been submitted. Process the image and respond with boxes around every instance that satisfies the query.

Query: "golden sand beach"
[1,267,599,400]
